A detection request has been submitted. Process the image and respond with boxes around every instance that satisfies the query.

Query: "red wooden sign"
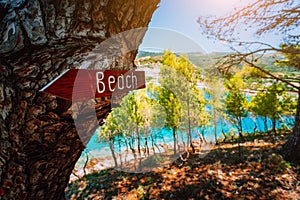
[40,69,146,101]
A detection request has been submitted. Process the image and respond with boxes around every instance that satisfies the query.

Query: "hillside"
[66,133,300,199]
[136,51,300,76]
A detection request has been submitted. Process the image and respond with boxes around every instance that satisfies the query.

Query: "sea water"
[79,115,295,160]
[76,90,296,169]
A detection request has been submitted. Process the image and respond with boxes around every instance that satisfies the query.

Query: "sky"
[139,0,283,53]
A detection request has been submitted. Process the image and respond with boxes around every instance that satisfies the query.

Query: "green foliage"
[205,76,225,112]
[136,88,167,134]
[224,74,248,137]
[99,49,298,161]
[268,153,291,173]
[249,83,297,132]
[276,45,300,70]
[152,50,208,132]
[160,50,210,151]
[98,50,208,159]
[97,91,149,158]
[98,111,120,142]
[240,64,266,78]
[224,75,248,118]
[124,93,144,130]
[280,92,297,116]
[249,85,280,119]
[162,50,177,67]
[135,185,149,200]
[148,82,181,130]
[162,50,196,82]
[204,75,226,143]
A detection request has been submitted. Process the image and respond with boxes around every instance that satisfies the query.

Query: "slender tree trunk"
[187,123,195,153]
[196,129,206,148]
[109,140,118,168]
[180,130,186,151]
[201,128,207,143]
[145,137,149,156]
[118,138,123,169]
[0,0,159,199]
[128,137,137,171]
[237,117,244,141]
[222,132,228,142]
[263,116,269,133]
[136,129,142,171]
[272,118,277,134]
[172,128,177,155]
[187,96,195,153]
[237,117,243,159]
[252,116,257,135]
[137,129,141,157]
[188,129,195,153]
[281,89,300,164]
[150,134,161,154]
[124,137,129,164]
[213,111,218,144]
[187,129,191,149]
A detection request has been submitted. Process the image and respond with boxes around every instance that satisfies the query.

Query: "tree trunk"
[252,116,257,135]
[145,137,149,156]
[263,116,268,133]
[237,117,244,141]
[281,89,300,164]
[272,118,277,134]
[0,0,159,199]
[172,128,177,155]
[109,140,118,168]
[237,117,243,159]
[118,138,123,169]
[214,111,217,144]
[187,95,195,153]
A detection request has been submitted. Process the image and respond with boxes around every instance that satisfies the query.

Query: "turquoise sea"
[82,115,295,157]
[76,91,296,170]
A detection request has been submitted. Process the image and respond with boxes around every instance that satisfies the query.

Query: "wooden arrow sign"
[40,69,146,101]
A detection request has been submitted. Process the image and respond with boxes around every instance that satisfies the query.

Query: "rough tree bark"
[0,0,159,199]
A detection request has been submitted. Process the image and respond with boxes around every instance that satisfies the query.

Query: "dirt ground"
[66,133,300,200]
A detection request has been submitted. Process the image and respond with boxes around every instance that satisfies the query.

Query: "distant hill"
[136,51,299,74]
[187,52,230,68]
[136,51,232,68]
[136,51,164,58]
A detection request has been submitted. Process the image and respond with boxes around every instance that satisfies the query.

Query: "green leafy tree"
[104,92,146,170]
[162,49,177,66]
[97,111,120,167]
[249,90,271,133]
[205,75,226,144]
[224,73,249,159]
[119,93,145,169]
[148,82,181,154]
[98,88,170,170]
[250,84,284,134]
[160,50,208,153]
[250,83,297,134]
[224,74,249,140]
[179,83,207,152]
[135,89,167,156]
[280,92,297,117]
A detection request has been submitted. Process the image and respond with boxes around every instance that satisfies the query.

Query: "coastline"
[70,139,214,182]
